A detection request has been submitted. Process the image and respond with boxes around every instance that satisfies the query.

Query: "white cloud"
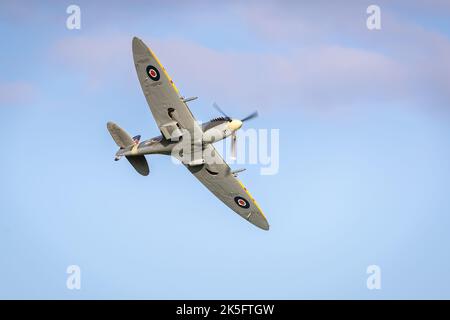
[151,38,408,111]
[51,35,134,89]
[47,1,450,112]
[0,82,38,107]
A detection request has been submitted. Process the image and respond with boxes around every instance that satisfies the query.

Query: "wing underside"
[186,144,269,230]
[132,37,203,141]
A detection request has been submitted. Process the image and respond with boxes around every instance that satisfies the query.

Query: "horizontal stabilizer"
[126,155,149,176]
[107,122,134,148]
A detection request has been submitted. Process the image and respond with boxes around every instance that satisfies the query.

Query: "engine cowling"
[202,123,231,144]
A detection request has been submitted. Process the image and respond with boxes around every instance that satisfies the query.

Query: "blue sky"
[1,0,450,299]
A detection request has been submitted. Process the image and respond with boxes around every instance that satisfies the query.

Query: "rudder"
[107,121,150,176]
[107,121,134,148]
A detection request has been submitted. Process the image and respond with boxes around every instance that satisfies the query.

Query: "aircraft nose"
[228,119,243,131]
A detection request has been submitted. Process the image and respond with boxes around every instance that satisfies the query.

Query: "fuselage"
[116,117,242,158]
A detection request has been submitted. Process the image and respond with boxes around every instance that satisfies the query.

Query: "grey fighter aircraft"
[107,37,269,230]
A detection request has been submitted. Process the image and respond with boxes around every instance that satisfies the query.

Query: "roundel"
[146,65,160,81]
[234,196,250,209]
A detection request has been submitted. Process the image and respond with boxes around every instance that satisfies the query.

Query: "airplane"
[107,37,269,230]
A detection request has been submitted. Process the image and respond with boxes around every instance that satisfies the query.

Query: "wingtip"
[260,222,270,231]
[132,36,146,54]
[250,215,270,231]
[131,37,149,56]
[106,121,116,130]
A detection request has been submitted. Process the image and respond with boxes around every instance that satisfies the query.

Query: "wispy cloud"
[0,82,38,107]
[48,34,408,110]
[51,35,133,89]
[46,1,450,112]
[151,38,408,111]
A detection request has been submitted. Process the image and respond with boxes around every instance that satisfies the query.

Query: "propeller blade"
[241,111,258,122]
[213,102,230,119]
[231,131,237,160]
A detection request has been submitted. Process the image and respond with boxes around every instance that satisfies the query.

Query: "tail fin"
[107,121,150,176]
[107,121,135,148]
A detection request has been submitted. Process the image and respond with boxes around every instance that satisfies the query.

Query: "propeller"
[212,102,231,121]
[241,111,258,122]
[231,132,237,159]
[213,102,258,123]
[212,102,259,160]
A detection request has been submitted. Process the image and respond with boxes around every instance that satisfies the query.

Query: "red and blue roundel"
[146,65,160,81]
[234,196,250,209]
